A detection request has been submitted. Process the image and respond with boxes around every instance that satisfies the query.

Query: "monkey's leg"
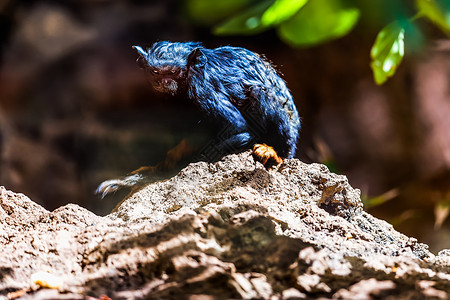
[96,139,195,198]
[161,139,195,170]
[197,95,256,159]
[199,129,254,162]
[252,143,283,167]
[218,131,253,153]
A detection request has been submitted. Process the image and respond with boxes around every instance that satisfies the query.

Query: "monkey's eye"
[152,69,160,74]
[170,69,179,74]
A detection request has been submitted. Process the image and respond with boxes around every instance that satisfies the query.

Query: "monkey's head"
[133,41,204,96]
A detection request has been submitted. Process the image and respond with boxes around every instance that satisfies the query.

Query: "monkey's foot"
[96,174,144,199]
[252,143,283,166]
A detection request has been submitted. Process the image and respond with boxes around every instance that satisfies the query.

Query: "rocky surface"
[1,151,449,299]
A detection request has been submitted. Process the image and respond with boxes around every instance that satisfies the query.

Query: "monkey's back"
[189,45,300,158]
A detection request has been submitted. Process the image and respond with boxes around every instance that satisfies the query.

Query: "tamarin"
[97,41,300,197]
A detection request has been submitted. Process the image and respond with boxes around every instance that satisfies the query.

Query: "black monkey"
[97,41,300,197]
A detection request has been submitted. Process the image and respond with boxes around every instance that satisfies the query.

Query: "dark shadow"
[81,205,314,298]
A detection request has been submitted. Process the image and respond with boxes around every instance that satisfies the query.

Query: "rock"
[0,151,449,299]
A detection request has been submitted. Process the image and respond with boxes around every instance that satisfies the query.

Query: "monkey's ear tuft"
[132,46,147,57]
[187,48,207,68]
[133,46,148,69]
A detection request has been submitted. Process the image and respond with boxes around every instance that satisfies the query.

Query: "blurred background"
[0,0,449,253]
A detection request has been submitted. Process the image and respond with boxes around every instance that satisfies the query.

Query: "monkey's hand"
[252,143,282,167]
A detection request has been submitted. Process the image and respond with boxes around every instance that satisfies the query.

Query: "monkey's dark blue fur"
[97,41,300,197]
[138,41,300,158]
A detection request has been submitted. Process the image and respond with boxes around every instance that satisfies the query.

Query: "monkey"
[96,41,300,197]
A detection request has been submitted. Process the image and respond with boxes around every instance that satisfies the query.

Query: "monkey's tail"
[96,173,144,199]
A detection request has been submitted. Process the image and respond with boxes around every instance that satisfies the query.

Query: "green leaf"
[277,0,360,47]
[213,1,273,35]
[370,22,405,85]
[185,0,254,26]
[415,0,450,35]
[261,0,309,26]
[322,159,339,174]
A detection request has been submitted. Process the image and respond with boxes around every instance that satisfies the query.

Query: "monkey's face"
[146,66,185,96]
[135,52,185,95]
[133,44,193,96]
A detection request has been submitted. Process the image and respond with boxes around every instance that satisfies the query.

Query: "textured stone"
[0,152,449,299]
